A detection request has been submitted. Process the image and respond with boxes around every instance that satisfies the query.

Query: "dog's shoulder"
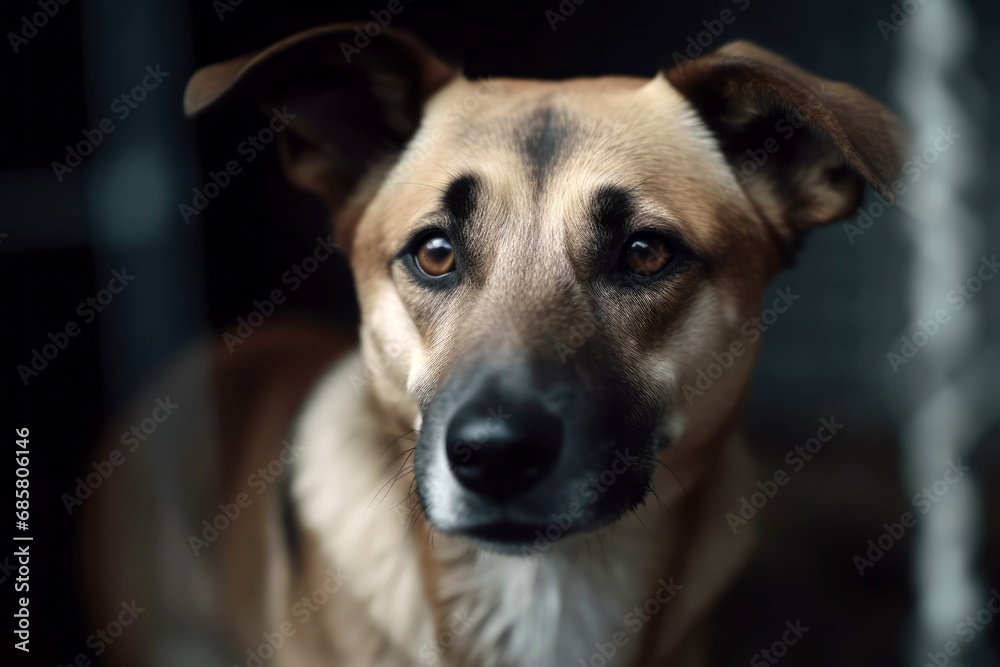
[80,321,355,665]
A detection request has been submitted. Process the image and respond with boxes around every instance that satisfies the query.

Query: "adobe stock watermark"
[853,459,970,576]
[725,83,832,195]
[235,567,350,667]
[213,0,243,21]
[887,254,998,372]
[61,397,179,515]
[386,76,497,186]
[843,126,961,244]
[877,0,931,41]
[179,106,298,224]
[51,66,170,182]
[519,449,643,559]
[545,0,587,31]
[578,577,682,667]
[188,439,304,556]
[222,234,338,352]
[680,287,799,405]
[16,268,135,386]
[750,620,810,666]
[442,406,513,470]
[339,0,415,62]
[920,589,1000,667]
[0,554,18,586]
[669,0,752,68]
[408,607,479,666]
[56,600,145,666]
[7,0,72,54]
[350,332,418,394]
[556,262,706,362]
[725,417,844,534]
[554,321,596,363]
[549,256,683,363]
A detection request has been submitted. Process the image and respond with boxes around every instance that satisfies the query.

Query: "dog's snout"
[445,397,563,502]
[417,358,654,545]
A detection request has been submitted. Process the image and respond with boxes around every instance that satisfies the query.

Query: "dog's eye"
[414,234,455,277]
[622,234,672,277]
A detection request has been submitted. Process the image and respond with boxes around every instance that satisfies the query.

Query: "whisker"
[654,458,687,494]
[367,454,415,511]
[596,533,608,566]
[649,488,672,516]
[377,446,416,475]
[631,509,652,537]
[386,485,421,512]
[432,162,460,184]
[377,430,420,459]
[404,506,422,543]
[456,545,476,565]
[393,181,446,194]
[365,450,416,517]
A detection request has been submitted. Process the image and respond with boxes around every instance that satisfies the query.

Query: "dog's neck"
[289,351,755,666]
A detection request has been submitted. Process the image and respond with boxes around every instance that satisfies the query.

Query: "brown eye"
[623,235,672,277]
[415,234,455,277]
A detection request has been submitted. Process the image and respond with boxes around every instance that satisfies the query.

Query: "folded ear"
[666,41,909,241]
[184,24,457,244]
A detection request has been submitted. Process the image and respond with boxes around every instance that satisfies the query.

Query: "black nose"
[445,399,563,502]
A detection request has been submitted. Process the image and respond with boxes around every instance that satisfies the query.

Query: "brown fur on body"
[84,25,907,666]
[80,324,354,664]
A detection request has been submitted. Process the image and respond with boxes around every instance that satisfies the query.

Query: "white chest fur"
[435,535,661,667]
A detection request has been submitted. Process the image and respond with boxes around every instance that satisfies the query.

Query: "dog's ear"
[665,41,908,242]
[184,24,457,243]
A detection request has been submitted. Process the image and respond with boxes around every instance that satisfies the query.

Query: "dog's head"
[187,25,906,551]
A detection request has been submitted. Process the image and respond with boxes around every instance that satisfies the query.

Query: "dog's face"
[187,26,906,550]
[357,77,778,547]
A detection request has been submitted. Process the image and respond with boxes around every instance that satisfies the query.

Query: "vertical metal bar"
[79,1,222,664]
[893,1,996,664]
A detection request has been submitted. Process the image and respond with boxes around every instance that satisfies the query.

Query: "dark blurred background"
[2,0,999,665]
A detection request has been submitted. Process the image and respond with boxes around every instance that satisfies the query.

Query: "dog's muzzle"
[414,358,655,552]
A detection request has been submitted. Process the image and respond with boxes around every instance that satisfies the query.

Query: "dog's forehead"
[425,75,727,188]
[364,74,761,267]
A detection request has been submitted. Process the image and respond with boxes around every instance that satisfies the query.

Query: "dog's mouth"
[418,452,656,555]
[456,518,591,555]
[462,521,552,545]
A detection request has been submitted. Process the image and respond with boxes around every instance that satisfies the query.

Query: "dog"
[83,23,907,667]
